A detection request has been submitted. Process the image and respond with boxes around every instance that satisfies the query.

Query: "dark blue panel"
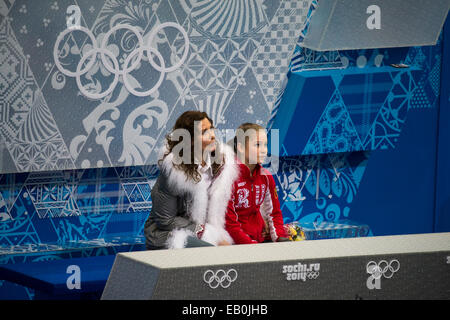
[271,74,335,155]
[339,72,394,140]
[435,17,450,232]
[0,255,115,295]
[349,107,439,236]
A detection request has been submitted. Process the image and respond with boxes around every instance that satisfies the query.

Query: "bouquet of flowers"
[285,222,306,241]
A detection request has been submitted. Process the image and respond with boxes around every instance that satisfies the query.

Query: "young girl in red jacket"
[225,123,290,244]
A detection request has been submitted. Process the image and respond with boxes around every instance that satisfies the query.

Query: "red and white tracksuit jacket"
[225,159,287,244]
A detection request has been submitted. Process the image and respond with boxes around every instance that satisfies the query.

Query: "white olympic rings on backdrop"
[366,259,400,279]
[203,269,238,289]
[53,22,189,99]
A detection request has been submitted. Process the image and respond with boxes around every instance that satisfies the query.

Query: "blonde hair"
[233,123,265,153]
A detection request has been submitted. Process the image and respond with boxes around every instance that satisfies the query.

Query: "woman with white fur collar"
[144,111,239,249]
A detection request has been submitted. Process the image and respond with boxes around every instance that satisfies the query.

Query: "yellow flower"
[289,227,297,236]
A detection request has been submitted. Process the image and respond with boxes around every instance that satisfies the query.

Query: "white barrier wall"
[102,232,450,300]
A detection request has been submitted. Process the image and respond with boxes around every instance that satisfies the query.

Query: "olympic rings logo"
[306,271,320,279]
[53,22,190,99]
[366,259,400,279]
[203,269,238,289]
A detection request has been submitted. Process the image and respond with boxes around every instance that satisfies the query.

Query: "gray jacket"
[144,143,238,250]
[144,171,196,249]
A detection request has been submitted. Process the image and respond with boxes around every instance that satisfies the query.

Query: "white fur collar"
[158,143,238,231]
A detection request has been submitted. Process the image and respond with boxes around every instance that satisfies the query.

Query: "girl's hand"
[218,240,231,246]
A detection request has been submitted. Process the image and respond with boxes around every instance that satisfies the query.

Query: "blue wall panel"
[435,17,450,232]
[349,107,438,236]
[272,74,335,154]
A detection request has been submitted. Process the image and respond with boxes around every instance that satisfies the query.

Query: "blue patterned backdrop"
[0,0,449,299]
